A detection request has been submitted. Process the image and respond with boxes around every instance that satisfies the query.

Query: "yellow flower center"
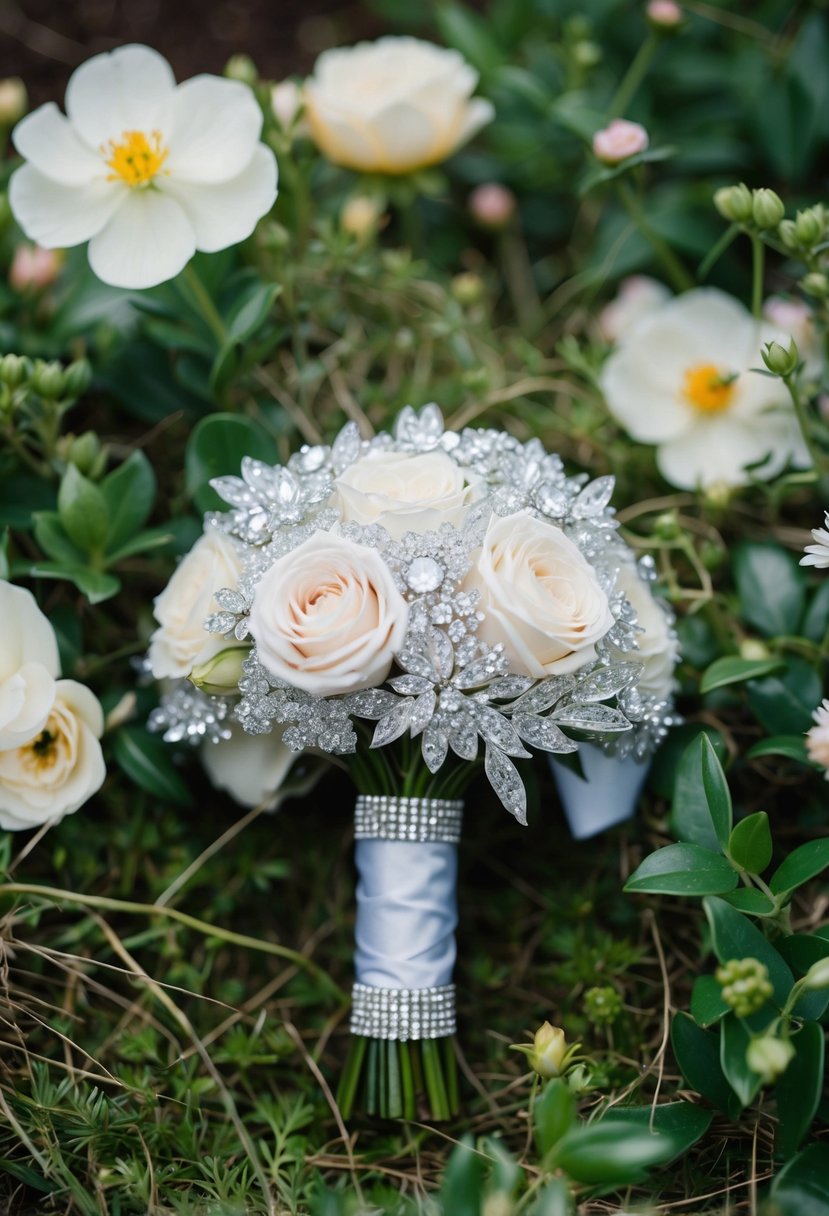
[683,362,737,414]
[104,130,169,187]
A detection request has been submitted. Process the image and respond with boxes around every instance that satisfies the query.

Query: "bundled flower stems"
[150,404,678,1118]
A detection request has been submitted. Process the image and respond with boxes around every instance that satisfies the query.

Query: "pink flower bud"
[592,119,649,166]
[468,182,517,230]
[646,0,683,28]
[9,243,62,292]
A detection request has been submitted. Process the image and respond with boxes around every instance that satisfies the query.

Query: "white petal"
[166,76,264,183]
[54,679,104,739]
[9,164,124,248]
[450,97,495,151]
[12,103,103,185]
[88,189,195,289]
[65,44,176,150]
[0,664,57,751]
[305,99,381,170]
[368,102,441,172]
[656,415,796,489]
[163,145,277,252]
[0,582,60,678]
[601,344,693,442]
[201,726,296,809]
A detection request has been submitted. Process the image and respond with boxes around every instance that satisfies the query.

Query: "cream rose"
[614,562,678,701]
[248,532,408,696]
[148,530,244,680]
[304,36,494,175]
[466,513,614,677]
[0,581,60,751]
[201,723,298,810]
[0,679,105,829]
[334,449,479,538]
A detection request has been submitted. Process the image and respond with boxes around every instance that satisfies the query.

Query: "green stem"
[617,181,693,293]
[750,234,765,320]
[608,32,660,119]
[182,262,227,345]
[336,1035,368,1120]
[399,1041,416,1121]
[785,372,829,480]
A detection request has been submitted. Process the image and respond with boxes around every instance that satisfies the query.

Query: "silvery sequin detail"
[354,795,463,844]
[350,983,456,1040]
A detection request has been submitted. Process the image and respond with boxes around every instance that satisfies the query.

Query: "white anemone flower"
[600,288,808,489]
[801,512,829,568]
[9,45,278,290]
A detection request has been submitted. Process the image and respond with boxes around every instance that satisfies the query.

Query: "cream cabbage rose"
[0,581,60,751]
[9,44,278,289]
[600,288,808,489]
[0,679,105,830]
[614,563,678,702]
[334,449,480,538]
[466,513,614,677]
[304,36,494,175]
[201,723,298,810]
[248,531,408,696]
[148,530,244,681]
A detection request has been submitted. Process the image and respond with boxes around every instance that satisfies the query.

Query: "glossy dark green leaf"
[534,1079,575,1157]
[770,1143,829,1215]
[746,735,810,764]
[700,655,784,694]
[529,1179,571,1216]
[551,1119,679,1184]
[691,975,730,1027]
[625,843,738,897]
[720,1014,762,1108]
[770,839,829,897]
[747,658,822,735]
[777,932,829,975]
[776,1022,825,1159]
[800,579,829,645]
[720,888,775,916]
[728,812,772,875]
[603,1102,712,1162]
[481,1136,522,1194]
[27,561,120,605]
[733,542,806,638]
[100,451,156,554]
[57,466,109,553]
[112,726,193,807]
[700,734,732,848]
[703,897,793,1004]
[105,527,175,564]
[184,413,278,513]
[669,734,721,850]
[439,1135,485,1216]
[210,282,281,399]
[33,513,86,564]
[671,1012,741,1117]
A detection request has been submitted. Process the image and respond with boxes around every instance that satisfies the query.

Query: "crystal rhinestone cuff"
[354,795,464,843]
[350,982,457,1040]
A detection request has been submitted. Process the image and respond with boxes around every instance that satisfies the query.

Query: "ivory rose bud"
[334,449,480,539]
[304,36,494,175]
[647,0,683,29]
[0,679,105,829]
[614,562,678,701]
[592,118,648,165]
[466,513,615,677]
[271,80,302,130]
[148,530,244,681]
[201,722,297,810]
[248,532,408,696]
[0,581,60,751]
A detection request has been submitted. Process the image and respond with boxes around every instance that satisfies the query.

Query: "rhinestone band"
[354,795,463,844]
[350,982,456,1040]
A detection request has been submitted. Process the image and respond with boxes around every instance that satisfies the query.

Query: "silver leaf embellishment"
[485,745,527,825]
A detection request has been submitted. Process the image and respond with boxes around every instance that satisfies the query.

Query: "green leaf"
[28,561,120,604]
[112,727,193,807]
[700,655,785,694]
[703,897,793,1004]
[691,975,731,1027]
[529,1179,571,1216]
[439,1136,485,1216]
[210,282,281,400]
[551,1120,679,1185]
[185,413,278,514]
[770,1143,829,1215]
[603,1102,713,1162]
[33,512,86,564]
[733,542,806,637]
[100,450,156,554]
[776,1022,825,1159]
[747,658,822,735]
[57,465,109,553]
[105,527,175,564]
[720,889,775,916]
[434,3,503,75]
[480,1136,522,1195]
[777,932,829,976]
[0,473,55,529]
[700,734,732,848]
[671,1012,741,1117]
[800,579,829,644]
[720,1014,762,1108]
[625,843,738,897]
[534,1080,575,1157]
[728,812,773,874]
[670,734,721,850]
[746,735,810,764]
[770,839,829,897]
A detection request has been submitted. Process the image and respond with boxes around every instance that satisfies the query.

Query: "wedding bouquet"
[149,403,677,1118]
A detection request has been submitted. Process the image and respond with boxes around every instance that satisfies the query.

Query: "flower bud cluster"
[715,957,773,1017]
[713,184,785,229]
[746,1035,794,1085]
[583,985,623,1026]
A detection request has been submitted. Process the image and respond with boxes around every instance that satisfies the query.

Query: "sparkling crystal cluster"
[154,404,677,820]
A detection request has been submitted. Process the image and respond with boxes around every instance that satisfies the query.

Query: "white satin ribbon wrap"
[550,744,650,840]
[354,838,458,990]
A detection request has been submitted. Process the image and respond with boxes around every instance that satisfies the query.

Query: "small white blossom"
[801,512,829,569]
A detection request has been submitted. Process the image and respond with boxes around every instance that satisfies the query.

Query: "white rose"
[0,581,60,751]
[304,36,494,175]
[466,513,614,677]
[248,532,408,696]
[334,449,479,538]
[201,723,298,810]
[148,530,244,680]
[614,562,678,701]
[0,679,105,829]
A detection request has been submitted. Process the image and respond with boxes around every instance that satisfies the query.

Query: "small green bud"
[794,207,823,247]
[716,957,773,1017]
[803,957,829,990]
[751,188,785,229]
[451,272,485,306]
[394,327,415,352]
[573,40,601,68]
[30,359,65,398]
[0,352,31,388]
[190,647,248,696]
[583,985,622,1026]
[778,219,798,250]
[63,431,107,480]
[703,480,732,509]
[746,1035,795,1085]
[261,221,290,252]
[461,366,490,392]
[565,1063,592,1094]
[510,1022,578,1079]
[653,510,681,541]
[713,183,753,224]
[63,358,92,398]
[802,272,829,299]
[761,338,798,378]
[700,541,726,571]
[739,638,771,662]
[223,54,258,86]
